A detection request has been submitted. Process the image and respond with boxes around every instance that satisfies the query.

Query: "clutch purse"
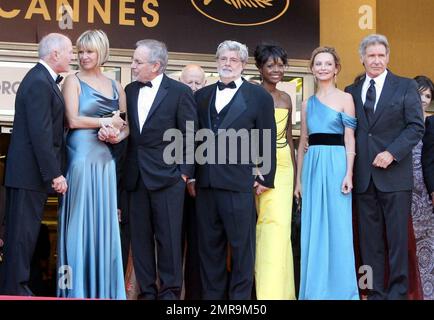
[291,197,301,254]
[101,111,126,121]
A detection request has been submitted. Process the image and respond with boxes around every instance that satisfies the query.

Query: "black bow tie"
[55,75,63,85]
[138,81,153,88]
[217,81,236,91]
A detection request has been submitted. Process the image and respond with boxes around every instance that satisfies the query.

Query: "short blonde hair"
[76,29,109,67]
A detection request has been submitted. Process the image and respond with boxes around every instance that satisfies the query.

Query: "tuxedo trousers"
[0,187,47,295]
[355,179,410,300]
[196,187,256,300]
[128,177,185,300]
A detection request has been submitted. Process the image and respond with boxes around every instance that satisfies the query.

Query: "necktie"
[364,79,376,124]
[217,81,236,91]
[138,81,153,88]
[55,75,64,85]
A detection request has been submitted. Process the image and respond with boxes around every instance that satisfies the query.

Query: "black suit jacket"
[422,115,434,195]
[194,80,276,192]
[124,74,198,191]
[5,63,65,193]
[345,71,424,193]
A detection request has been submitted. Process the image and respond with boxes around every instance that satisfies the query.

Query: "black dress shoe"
[137,292,156,300]
[21,284,35,297]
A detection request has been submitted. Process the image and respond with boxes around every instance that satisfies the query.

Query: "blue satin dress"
[299,95,359,300]
[57,77,126,299]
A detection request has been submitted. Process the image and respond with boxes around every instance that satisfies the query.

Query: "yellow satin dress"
[255,108,296,300]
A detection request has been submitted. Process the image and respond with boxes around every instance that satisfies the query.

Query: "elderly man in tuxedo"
[0,33,73,296]
[345,34,424,300]
[179,63,206,300]
[193,40,276,299]
[123,39,197,300]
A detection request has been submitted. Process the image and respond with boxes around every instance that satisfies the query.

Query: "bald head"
[180,64,206,92]
[38,33,73,74]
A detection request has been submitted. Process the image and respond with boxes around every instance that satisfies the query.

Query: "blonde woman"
[57,30,128,299]
[294,47,359,300]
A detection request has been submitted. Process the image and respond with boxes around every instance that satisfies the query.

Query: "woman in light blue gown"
[294,47,359,300]
[57,30,128,299]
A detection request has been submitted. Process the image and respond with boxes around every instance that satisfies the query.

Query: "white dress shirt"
[361,70,388,112]
[138,73,164,133]
[215,77,244,113]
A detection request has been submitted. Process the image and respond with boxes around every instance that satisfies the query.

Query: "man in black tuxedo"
[0,33,73,296]
[422,115,434,206]
[179,64,206,300]
[345,34,424,300]
[123,39,197,300]
[193,40,276,299]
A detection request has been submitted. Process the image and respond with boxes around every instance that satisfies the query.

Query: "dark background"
[0,0,318,59]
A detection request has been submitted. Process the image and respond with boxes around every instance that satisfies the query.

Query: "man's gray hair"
[359,34,390,58]
[136,39,168,74]
[216,40,249,63]
[38,33,70,59]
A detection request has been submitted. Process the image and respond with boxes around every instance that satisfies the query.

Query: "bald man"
[179,64,205,299]
[180,64,206,93]
[1,33,73,296]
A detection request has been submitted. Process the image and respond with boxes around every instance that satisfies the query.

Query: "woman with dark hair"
[412,75,434,299]
[253,44,296,299]
[294,47,359,299]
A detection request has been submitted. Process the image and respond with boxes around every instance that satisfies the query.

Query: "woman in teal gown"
[294,47,359,300]
[57,30,128,299]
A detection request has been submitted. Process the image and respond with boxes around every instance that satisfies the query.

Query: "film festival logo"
[191,0,290,26]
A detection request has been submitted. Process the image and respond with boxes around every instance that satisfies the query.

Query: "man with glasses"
[122,39,198,300]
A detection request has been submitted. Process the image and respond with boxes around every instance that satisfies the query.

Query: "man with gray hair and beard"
[192,40,276,299]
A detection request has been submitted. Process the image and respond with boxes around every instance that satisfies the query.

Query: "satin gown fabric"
[57,78,126,299]
[255,108,296,300]
[299,96,359,300]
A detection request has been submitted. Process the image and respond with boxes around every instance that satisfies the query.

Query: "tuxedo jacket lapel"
[371,72,399,127]
[353,77,369,127]
[130,83,141,133]
[38,63,65,106]
[143,74,169,129]
[218,84,247,132]
[205,84,217,130]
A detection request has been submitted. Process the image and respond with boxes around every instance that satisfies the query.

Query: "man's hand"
[187,180,196,197]
[431,192,434,207]
[253,181,270,196]
[372,151,394,169]
[52,175,67,194]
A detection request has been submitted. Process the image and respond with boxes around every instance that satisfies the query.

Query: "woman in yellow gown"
[253,44,296,299]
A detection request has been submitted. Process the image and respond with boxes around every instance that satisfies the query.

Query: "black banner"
[0,0,319,59]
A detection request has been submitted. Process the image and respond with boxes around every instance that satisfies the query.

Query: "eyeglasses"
[218,57,242,64]
[132,59,155,65]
